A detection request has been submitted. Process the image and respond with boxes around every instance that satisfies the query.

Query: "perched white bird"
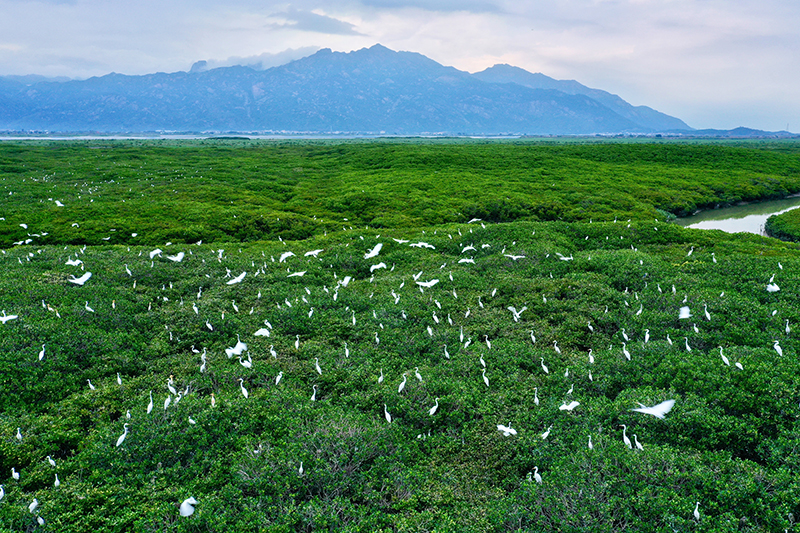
[773,340,783,356]
[398,373,407,393]
[116,424,129,447]
[180,497,198,517]
[532,466,542,483]
[630,399,676,419]
[87,379,95,390]
[679,306,691,319]
[540,357,549,374]
[414,367,423,382]
[633,434,644,451]
[275,371,283,385]
[29,498,39,513]
[429,398,439,416]
[622,343,631,360]
[310,384,317,402]
[239,378,249,399]
[384,404,392,423]
[315,357,322,375]
[540,425,552,439]
[378,369,384,384]
[693,501,700,521]
[38,345,45,361]
[620,424,632,449]
[147,391,154,414]
[719,346,730,366]
[12,468,20,480]
[766,283,780,293]
[482,368,489,387]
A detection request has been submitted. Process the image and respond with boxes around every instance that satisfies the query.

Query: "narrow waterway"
[675,195,800,236]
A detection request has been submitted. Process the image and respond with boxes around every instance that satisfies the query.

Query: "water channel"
[674,195,800,236]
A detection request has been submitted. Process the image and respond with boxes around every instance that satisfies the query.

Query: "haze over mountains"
[0,44,785,136]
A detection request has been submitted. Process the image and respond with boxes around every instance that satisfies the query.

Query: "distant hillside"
[0,44,691,135]
[472,64,690,132]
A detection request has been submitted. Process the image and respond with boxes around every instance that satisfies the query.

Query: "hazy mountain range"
[0,44,788,136]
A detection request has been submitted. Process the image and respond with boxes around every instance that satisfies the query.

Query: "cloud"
[267,8,364,35]
[188,47,321,72]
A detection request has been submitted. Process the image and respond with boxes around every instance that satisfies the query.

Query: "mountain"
[472,64,689,132]
[0,44,690,135]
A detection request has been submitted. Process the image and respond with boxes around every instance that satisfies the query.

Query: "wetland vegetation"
[1,139,800,532]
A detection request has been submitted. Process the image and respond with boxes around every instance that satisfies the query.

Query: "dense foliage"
[1,139,800,532]
[766,208,800,241]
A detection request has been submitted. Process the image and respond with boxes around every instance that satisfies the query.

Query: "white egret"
[644,330,650,344]
[540,357,549,374]
[12,468,20,480]
[534,387,539,406]
[684,337,692,352]
[116,424,129,447]
[588,349,594,364]
[532,466,542,483]
[720,346,730,366]
[620,424,632,449]
[414,367,423,382]
[180,497,197,517]
[679,306,691,319]
[541,425,552,439]
[786,320,791,335]
[226,271,246,285]
[587,321,594,333]
[275,371,283,385]
[666,334,673,346]
[29,498,38,513]
[633,434,644,451]
[621,328,629,341]
[773,340,783,356]
[116,372,122,385]
[484,335,491,349]
[622,343,630,360]
[239,378,249,399]
[238,356,252,369]
[631,399,676,419]
[384,404,392,423]
[429,398,439,416]
[68,271,92,285]
[87,379,95,390]
[398,373,407,393]
[38,344,45,361]
[443,345,450,359]
[46,455,56,467]
[364,243,382,259]
[295,335,300,350]
[553,340,561,354]
[767,283,780,293]
[497,424,517,437]
[693,502,700,521]
[704,304,711,321]
[311,384,317,402]
[314,357,322,375]
[16,427,22,441]
[298,462,304,476]
[164,396,171,410]
[482,368,489,387]
[378,369,384,384]
[0,485,4,500]
[147,391,153,414]
[559,401,580,411]
[588,435,594,450]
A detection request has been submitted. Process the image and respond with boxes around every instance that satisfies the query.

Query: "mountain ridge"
[0,44,692,134]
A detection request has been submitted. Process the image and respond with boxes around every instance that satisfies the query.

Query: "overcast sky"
[1,0,797,131]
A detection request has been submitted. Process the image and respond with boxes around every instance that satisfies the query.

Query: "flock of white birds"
[1,208,794,526]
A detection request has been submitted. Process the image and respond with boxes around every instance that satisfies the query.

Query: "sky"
[1,0,798,131]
